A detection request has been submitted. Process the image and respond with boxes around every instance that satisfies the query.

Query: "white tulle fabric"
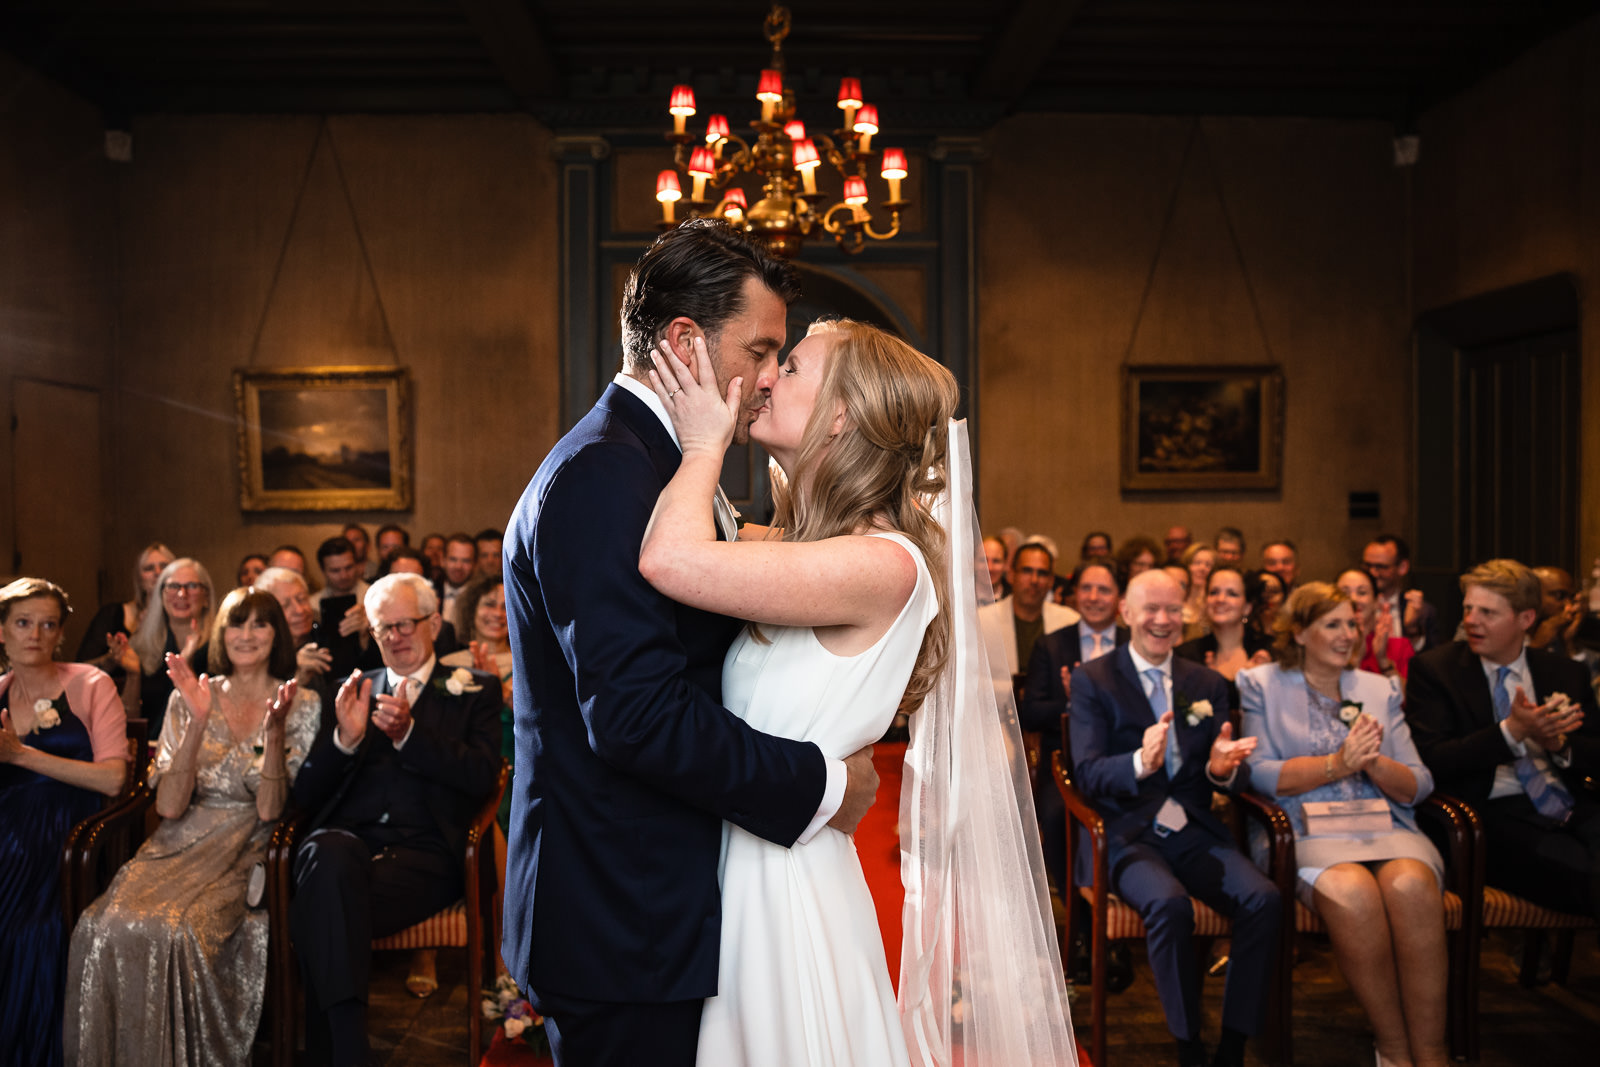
[898,419,1079,1067]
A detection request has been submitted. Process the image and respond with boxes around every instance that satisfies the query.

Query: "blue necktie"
[1493,666,1573,823]
[1146,667,1179,776]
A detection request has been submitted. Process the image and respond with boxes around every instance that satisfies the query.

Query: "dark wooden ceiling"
[4,1,1598,131]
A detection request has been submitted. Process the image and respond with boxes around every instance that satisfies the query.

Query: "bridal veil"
[898,418,1079,1066]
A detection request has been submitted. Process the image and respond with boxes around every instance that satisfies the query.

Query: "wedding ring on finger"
[667,388,681,399]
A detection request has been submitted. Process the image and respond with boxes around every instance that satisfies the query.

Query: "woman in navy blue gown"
[0,578,128,1067]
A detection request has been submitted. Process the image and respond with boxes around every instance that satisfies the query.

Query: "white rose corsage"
[34,698,61,730]
[1338,699,1363,725]
[443,667,483,696]
[1185,698,1213,728]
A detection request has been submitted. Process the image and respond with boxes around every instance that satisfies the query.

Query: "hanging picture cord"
[1119,118,1277,369]
[244,117,401,368]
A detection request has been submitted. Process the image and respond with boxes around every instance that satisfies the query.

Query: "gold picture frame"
[234,366,412,511]
[1122,365,1284,491]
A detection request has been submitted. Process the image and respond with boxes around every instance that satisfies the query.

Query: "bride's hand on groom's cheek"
[649,339,739,456]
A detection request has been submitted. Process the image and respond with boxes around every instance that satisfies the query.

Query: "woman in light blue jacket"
[1239,581,1448,1067]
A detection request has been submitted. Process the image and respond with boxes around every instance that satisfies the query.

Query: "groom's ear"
[662,317,701,364]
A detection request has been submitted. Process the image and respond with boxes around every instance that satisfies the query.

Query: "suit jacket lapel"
[1112,647,1158,727]
[1454,644,1496,728]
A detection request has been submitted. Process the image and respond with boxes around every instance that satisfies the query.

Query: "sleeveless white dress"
[697,532,935,1066]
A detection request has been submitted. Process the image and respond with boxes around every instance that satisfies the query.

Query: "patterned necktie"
[1493,665,1573,822]
[1146,667,1179,776]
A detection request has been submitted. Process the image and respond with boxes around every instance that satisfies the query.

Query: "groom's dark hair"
[620,217,800,372]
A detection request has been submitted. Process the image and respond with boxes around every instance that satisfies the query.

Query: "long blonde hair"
[131,558,216,674]
[768,319,959,714]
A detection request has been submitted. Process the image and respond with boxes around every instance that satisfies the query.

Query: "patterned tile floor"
[260,930,1599,1066]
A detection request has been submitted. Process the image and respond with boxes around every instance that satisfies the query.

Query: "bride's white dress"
[697,531,934,1066]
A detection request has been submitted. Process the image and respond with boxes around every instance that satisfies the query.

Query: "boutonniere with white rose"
[437,667,484,696]
[1338,699,1363,725]
[34,698,61,731]
[1173,692,1214,728]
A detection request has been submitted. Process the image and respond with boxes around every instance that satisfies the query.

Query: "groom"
[502,219,880,1066]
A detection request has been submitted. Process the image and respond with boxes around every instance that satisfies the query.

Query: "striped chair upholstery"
[1296,890,1465,934]
[1088,889,1232,940]
[1481,887,1597,931]
[372,902,469,950]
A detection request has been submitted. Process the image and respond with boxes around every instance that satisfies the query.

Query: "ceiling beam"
[455,0,558,102]
[975,0,1086,104]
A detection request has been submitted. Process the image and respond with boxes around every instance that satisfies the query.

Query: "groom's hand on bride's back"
[827,746,880,834]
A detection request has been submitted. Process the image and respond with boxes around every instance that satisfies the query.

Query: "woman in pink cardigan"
[0,577,128,1067]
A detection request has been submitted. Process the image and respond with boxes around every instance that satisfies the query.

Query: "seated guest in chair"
[1239,582,1448,1067]
[289,572,501,1066]
[1069,570,1278,1067]
[1175,565,1274,710]
[0,578,128,1067]
[1405,559,1600,920]
[67,588,318,1066]
[979,539,1079,684]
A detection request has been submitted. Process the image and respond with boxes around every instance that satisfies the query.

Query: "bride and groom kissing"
[500,219,1076,1066]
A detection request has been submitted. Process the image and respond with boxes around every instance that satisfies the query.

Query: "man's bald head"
[1121,569,1186,663]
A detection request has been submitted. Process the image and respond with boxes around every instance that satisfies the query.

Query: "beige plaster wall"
[975,113,1410,585]
[108,114,562,591]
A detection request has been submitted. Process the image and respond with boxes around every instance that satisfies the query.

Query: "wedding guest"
[443,575,513,824]
[343,522,376,580]
[255,566,334,731]
[237,553,269,589]
[1115,535,1163,586]
[420,533,446,576]
[1180,543,1217,641]
[1261,539,1300,592]
[1163,525,1193,565]
[129,558,214,736]
[0,578,127,1067]
[268,543,310,578]
[1336,568,1413,680]
[374,523,410,565]
[1528,566,1584,658]
[978,539,1079,681]
[474,527,505,581]
[1364,536,1439,651]
[1248,570,1287,643]
[1162,564,1191,600]
[76,542,174,665]
[1080,531,1113,563]
[66,589,318,1066]
[983,535,1012,599]
[1214,527,1246,567]
[439,532,477,623]
[1239,582,1447,1067]
[1175,565,1273,709]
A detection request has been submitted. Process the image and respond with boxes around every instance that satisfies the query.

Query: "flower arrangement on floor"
[482,974,548,1052]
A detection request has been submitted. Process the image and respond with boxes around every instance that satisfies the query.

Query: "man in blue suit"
[501,219,878,1067]
[1069,570,1279,1067]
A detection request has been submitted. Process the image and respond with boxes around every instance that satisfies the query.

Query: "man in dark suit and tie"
[500,219,878,1067]
[1405,558,1600,919]
[1069,570,1278,1067]
[289,572,502,1067]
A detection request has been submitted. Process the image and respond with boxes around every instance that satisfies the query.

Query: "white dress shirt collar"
[387,653,438,697]
[614,371,679,450]
[1128,645,1171,677]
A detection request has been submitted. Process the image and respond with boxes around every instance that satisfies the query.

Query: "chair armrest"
[1232,791,1296,891]
[1052,751,1107,896]
[1022,731,1042,785]
[463,760,510,879]
[60,784,155,927]
[1418,793,1483,906]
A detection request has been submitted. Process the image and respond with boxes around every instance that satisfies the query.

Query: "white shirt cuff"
[1133,749,1154,780]
[1499,719,1528,757]
[333,725,361,755]
[797,758,847,844]
[393,719,416,750]
[1207,765,1238,789]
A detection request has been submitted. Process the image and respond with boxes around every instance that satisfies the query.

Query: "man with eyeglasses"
[288,572,501,1067]
[1363,535,1438,652]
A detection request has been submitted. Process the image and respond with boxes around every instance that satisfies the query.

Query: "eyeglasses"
[166,582,205,596]
[371,614,434,640]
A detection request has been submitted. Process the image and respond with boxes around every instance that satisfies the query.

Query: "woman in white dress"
[640,319,1077,1067]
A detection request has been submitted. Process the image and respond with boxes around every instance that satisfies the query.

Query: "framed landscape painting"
[1121,365,1283,491]
[234,366,412,511]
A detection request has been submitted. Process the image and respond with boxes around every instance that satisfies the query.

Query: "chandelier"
[654,3,908,258]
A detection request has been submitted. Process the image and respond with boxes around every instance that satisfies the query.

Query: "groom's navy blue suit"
[501,383,828,1063]
[1069,647,1280,1042]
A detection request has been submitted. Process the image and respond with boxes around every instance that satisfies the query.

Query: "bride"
[639,319,1077,1066]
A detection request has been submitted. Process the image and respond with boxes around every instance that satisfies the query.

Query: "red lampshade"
[843,176,868,205]
[655,170,683,202]
[837,77,863,110]
[880,148,907,180]
[705,114,730,144]
[792,138,820,170]
[668,84,696,117]
[852,104,879,135]
[688,146,716,178]
[723,187,748,209]
[783,120,807,142]
[756,69,784,102]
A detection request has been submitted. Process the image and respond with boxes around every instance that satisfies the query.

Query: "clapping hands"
[165,652,215,722]
[1509,687,1583,751]
[1338,713,1383,773]
[648,337,740,459]
[333,669,372,748]
[1207,721,1257,779]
